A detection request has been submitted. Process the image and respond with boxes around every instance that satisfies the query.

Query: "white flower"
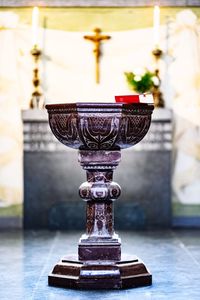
[133,67,146,76]
[134,75,142,82]
[152,76,159,86]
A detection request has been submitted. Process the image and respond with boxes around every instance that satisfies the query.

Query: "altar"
[23,107,172,229]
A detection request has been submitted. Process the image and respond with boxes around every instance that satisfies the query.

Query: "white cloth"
[0,21,23,205]
[170,10,200,204]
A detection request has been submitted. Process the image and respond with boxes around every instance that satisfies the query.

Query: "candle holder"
[46,101,154,289]
[152,48,165,108]
[30,45,44,109]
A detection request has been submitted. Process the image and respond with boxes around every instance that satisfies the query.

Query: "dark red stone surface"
[46,102,154,289]
[48,255,152,289]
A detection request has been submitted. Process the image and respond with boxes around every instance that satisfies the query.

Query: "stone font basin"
[46,102,154,150]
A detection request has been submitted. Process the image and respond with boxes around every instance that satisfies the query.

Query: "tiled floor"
[0,230,200,300]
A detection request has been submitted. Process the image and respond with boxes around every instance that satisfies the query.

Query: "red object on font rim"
[115,94,154,104]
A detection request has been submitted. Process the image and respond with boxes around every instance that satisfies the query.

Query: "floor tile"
[0,230,200,300]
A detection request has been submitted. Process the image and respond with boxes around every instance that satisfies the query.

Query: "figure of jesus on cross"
[84,28,111,84]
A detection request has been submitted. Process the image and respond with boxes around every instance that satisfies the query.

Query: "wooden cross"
[84,28,111,84]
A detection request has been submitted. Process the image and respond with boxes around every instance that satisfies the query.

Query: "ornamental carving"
[47,103,153,150]
[78,114,120,150]
[81,168,118,237]
[86,201,95,235]
[86,202,113,236]
[49,113,80,148]
[120,115,151,147]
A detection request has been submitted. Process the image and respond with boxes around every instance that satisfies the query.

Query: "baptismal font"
[46,95,154,289]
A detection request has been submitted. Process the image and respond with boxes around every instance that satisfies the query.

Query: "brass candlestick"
[152,48,165,107]
[30,45,43,109]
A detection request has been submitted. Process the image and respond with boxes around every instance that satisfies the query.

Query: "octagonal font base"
[48,255,152,290]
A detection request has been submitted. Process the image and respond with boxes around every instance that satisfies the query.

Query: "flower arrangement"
[124,68,158,94]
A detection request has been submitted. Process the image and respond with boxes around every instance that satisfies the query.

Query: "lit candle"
[32,6,39,46]
[153,5,160,48]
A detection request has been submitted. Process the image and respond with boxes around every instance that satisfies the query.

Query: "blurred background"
[0,0,200,230]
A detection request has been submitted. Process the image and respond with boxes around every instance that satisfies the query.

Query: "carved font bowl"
[46,102,154,150]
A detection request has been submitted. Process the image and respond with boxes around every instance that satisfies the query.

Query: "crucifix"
[84,28,111,84]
